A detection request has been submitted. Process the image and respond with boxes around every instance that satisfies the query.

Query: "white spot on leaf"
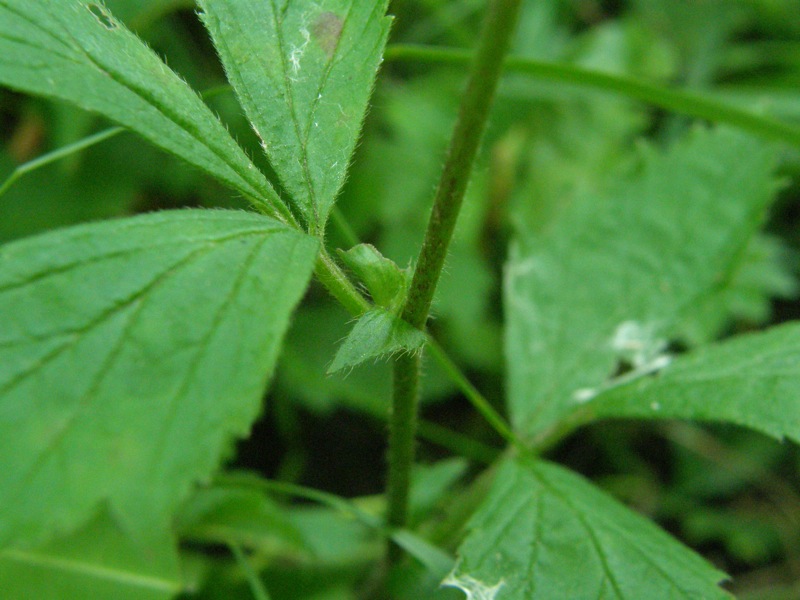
[571,321,672,404]
[442,571,504,600]
[289,27,311,74]
[611,320,667,369]
[573,388,597,403]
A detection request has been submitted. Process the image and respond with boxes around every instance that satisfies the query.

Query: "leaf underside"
[199,0,392,229]
[449,458,730,599]
[0,209,317,548]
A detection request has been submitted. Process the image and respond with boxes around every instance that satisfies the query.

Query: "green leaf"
[0,0,286,217]
[177,484,309,557]
[392,530,454,582]
[338,243,409,310]
[584,322,800,443]
[277,304,392,415]
[260,505,380,599]
[0,507,181,600]
[409,458,468,526]
[0,209,317,547]
[198,0,392,229]
[327,308,426,374]
[505,126,779,438]
[677,234,798,345]
[448,458,729,599]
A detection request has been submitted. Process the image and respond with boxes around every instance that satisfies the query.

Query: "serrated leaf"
[0,506,181,600]
[198,0,392,229]
[0,209,317,547]
[0,0,285,216]
[338,243,409,310]
[677,234,798,344]
[585,321,800,443]
[327,308,425,374]
[505,126,779,438]
[448,458,729,599]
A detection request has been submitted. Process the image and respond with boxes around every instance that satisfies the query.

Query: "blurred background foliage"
[3,0,800,597]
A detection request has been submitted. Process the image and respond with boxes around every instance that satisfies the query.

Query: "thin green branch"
[386,0,523,564]
[0,84,228,200]
[229,543,272,600]
[0,126,124,199]
[416,419,500,464]
[215,473,384,529]
[385,44,800,148]
[425,336,524,452]
[213,473,455,577]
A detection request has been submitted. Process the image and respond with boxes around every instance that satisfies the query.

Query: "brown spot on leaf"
[312,12,343,58]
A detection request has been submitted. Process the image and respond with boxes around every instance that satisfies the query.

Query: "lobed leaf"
[505,126,779,438]
[585,322,800,443]
[198,0,392,230]
[0,209,317,547]
[0,0,286,217]
[448,458,730,599]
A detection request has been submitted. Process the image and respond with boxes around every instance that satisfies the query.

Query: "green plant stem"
[425,336,523,451]
[399,13,521,332]
[384,44,800,148]
[416,419,499,464]
[213,473,455,576]
[229,542,272,600]
[0,127,124,198]
[386,351,421,564]
[314,247,371,315]
[386,0,522,564]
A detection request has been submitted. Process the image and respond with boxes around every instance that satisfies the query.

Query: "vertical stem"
[386,351,421,564]
[401,0,523,330]
[385,0,523,562]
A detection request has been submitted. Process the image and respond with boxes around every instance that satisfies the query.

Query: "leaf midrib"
[536,464,713,598]
[0,547,180,593]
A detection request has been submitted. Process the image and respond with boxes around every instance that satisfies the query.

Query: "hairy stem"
[386,0,523,562]
[386,351,421,564]
[314,247,371,316]
[400,5,522,331]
